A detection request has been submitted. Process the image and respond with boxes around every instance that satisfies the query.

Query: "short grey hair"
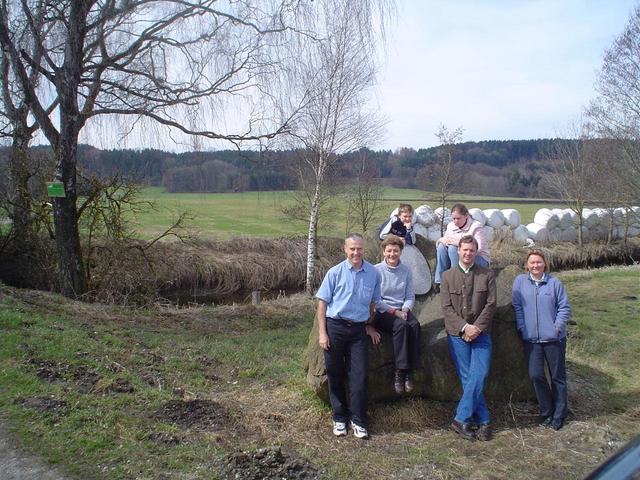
[344,233,364,244]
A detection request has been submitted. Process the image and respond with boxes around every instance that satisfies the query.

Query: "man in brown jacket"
[440,234,496,441]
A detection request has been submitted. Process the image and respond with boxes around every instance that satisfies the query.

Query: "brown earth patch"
[29,358,69,382]
[148,431,182,446]
[18,396,68,414]
[93,377,135,394]
[218,446,322,480]
[152,399,233,430]
[71,366,103,393]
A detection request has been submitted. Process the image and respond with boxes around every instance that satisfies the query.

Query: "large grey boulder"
[303,265,534,402]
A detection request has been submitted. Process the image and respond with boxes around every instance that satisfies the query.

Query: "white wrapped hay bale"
[414,205,438,227]
[593,208,610,226]
[583,209,600,228]
[501,208,521,229]
[526,223,549,242]
[590,225,607,240]
[559,227,578,242]
[469,208,486,225]
[628,225,640,237]
[435,206,450,220]
[534,208,559,229]
[548,228,562,242]
[566,209,578,226]
[427,225,442,242]
[613,226,625,239]
[413,223,429,240]
[613,208,626,227]
[484,225,495,242]
[483,208,505,228]
[630,207,640,227]
[513,224,529,244]
[557,210,573,229]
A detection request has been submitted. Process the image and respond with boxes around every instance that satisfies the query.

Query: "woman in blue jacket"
[512,250,572,430]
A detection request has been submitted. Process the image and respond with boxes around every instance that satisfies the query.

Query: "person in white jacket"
[433,203,490,291]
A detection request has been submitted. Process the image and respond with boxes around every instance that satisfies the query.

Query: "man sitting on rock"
[440,234,496,441]
[316,233,382,439]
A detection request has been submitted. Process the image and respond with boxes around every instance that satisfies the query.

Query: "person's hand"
[319,331,330,350]
[464,324,481,342]
[394,310,407,321]
[366,325,381,345]
[441,235,456,246]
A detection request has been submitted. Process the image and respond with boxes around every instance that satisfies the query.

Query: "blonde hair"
[398,203,413,214]
[525,249,549,272]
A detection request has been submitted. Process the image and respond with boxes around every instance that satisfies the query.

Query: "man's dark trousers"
[523,338,567,421]
[324,317,368,427]
[373,311,420,370]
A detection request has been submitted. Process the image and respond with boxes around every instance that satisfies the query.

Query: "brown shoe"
[394,369,405,394]
[477,423,491,441]
[451,420,475,441]
[404,371,415,393]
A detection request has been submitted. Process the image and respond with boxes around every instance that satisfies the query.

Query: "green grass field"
[132,187,564,240]
[0,266,638,479]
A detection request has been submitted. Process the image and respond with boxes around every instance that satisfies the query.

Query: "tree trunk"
[52,132,86,297]
[9,124,34,245]
[49,0,90,297]
[306,178,322,294]
[577,214,584,249]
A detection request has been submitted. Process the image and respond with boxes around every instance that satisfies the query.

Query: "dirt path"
[0,421,69,480]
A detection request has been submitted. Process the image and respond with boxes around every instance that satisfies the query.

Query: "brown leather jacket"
[440,265,496,336]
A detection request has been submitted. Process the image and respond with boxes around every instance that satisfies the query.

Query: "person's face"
[527,254,546,278]
[383,244,402,267]
[399,210,413,224]
[451,210,469,229]
[344,238,364,267]
[458,241,477,267]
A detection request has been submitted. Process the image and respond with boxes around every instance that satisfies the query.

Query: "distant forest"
[53,139,561,197]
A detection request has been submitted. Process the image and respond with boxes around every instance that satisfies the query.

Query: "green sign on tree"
[47,182,65,198]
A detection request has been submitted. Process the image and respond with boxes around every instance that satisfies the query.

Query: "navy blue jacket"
[512,273,572,343]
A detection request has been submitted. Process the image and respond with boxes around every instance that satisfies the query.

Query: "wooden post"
[251,291,261,305]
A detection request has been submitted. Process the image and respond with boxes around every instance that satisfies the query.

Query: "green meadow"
[0,266,638,479]
[133,187,563,240]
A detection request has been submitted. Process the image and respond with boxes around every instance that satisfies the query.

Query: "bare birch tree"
[344,150,383,235]
[587,4,640,203]
[429,124,463,236]
[288,0,388,293]
[0,0,341,296]
[543,122,600,248]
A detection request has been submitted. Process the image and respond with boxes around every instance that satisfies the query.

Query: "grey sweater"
[375,260,415,312]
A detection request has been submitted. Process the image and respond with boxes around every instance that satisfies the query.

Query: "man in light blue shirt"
[316,233,381,439]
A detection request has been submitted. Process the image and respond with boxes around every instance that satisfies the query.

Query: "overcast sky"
[374,0,637,151]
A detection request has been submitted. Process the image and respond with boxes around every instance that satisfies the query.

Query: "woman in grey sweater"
[372,235,421,394]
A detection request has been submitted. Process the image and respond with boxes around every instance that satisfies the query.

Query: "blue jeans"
[324,318,369,427]
[523,338,567,421]
[434,244,490,284]
[447,333,492,425]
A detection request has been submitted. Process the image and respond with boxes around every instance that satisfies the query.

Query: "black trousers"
[523,338,568,421]
[324,317,369,427]
[373,311,421,370]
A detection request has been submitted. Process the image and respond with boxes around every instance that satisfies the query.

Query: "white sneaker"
[332,421,347,436]
[350,421,369,439]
